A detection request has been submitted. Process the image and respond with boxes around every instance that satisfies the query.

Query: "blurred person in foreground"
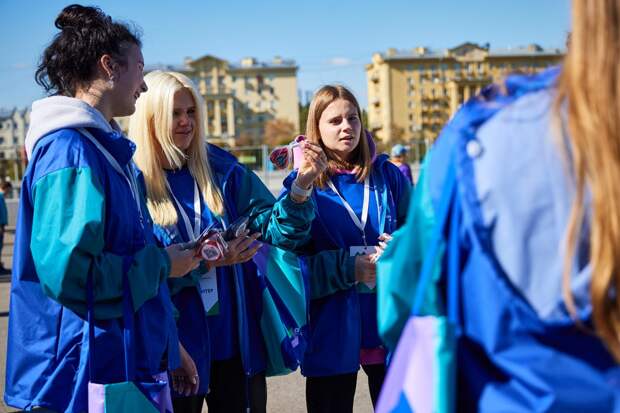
[378,0,620,411]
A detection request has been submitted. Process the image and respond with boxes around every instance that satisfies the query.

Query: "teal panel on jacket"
[265,247,307,327]
[31,167,168,319]
[377,153,445,351]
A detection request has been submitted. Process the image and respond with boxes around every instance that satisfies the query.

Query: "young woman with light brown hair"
[281,85,411,412]
[378,1,620,411]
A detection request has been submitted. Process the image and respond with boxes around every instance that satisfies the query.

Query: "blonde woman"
[378,0,620,411]
[129,70,326,413]
[280,85,411,412]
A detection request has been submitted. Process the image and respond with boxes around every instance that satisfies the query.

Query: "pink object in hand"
[292,135,305,170]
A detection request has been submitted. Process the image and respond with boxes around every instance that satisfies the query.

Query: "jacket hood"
[25,96,120,159]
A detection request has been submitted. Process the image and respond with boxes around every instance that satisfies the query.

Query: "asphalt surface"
[0,231,373,413]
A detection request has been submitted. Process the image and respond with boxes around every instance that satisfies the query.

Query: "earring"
[108,75,115,88]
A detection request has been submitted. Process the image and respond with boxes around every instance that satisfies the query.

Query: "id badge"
[197,267,219,316]
[350,245,378,293]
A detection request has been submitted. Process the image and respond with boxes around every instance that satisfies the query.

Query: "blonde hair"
[129,70,224,226]
[305,85,371,188]
[557,0,620,360]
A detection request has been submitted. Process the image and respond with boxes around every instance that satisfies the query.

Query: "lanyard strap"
[327,175,380,246]
[78,128,144,225]
[167,177,201,241]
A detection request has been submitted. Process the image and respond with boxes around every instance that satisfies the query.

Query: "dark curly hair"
[35,4,142,96]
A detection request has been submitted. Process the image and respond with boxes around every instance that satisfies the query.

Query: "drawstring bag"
[87,256,173,413]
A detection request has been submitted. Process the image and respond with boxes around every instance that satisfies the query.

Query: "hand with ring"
[170,343,200,396]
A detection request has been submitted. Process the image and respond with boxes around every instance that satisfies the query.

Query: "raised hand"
[295,141,328,190]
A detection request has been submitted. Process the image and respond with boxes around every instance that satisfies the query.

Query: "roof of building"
[148,55,298,74]
[0,107,29,122]
[229,57,297,71]
[378,42,564,61]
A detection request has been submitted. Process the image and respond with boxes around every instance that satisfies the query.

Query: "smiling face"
[171,88,196,152]
[317,98,362,162]
[111,43,147,117]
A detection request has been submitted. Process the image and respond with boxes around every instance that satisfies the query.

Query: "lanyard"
[167,177,202,241]
[78,128,144,227]
[327,175,380,246]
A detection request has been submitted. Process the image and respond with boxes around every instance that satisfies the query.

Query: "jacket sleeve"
[383,161,413,229]
[376,154,443,351]
[302,249,357,299]
[234,165,314,251]
[30,167,170,319]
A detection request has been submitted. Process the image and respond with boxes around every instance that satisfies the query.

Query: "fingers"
[167,245,202,278]
[302,147,327,170]
[235,233,260,252]
[301,141,325,157]
[378,233,393,242]
[238,242,262,263]
[191,374,200,395]
[226,230,254,250]
[172,373,195,396]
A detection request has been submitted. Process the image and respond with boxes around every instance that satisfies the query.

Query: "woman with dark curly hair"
[3,4,200,412]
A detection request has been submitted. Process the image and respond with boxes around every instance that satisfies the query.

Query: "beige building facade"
[0,108,29,160]
[123,55,300,146]
[366,43,563,143]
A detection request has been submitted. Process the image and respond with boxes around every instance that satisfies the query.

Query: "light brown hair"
[557,0,620,360]
[305,85,371,188]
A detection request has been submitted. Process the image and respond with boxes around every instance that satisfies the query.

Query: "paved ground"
[0,231,373,413]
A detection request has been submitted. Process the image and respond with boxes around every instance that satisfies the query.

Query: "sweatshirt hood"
[25,96,121,159]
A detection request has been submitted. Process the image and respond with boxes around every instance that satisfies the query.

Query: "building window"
[441,63,449,71]
[455,63,461,71]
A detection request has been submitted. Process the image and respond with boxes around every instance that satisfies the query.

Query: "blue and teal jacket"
[151,143,315,394]
[282,154,410,377]
[4,97,178,413]
[378,68,620,411]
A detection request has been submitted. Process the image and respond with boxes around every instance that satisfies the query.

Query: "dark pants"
[305,364,386,413]
[361,363,386,407]
[172,356,267,413]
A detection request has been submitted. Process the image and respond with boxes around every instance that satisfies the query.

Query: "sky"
[0,0,571,110]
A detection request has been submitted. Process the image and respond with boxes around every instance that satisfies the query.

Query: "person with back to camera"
[377,0,620,411]
[3,5,200,412]
[279,85,411,413]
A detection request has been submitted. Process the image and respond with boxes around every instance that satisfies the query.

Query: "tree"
[299,102,310,135]
[263,118,296,147]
